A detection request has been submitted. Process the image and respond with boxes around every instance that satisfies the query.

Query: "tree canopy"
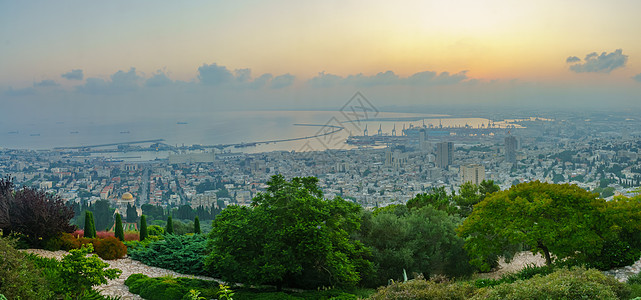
[205,174,372,289]
[457,181,641,271]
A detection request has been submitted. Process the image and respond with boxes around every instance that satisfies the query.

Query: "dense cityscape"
[3,110,640,221]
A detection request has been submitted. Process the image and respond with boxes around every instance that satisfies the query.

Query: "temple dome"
[121,192,134,201]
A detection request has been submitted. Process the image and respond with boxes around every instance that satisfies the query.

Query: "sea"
[0,110,520,160]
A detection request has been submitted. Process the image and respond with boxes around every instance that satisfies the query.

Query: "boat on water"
[120,131,130,134]
[177,122,188,125]
[30,133,40,136]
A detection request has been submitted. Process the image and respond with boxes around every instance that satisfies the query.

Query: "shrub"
[96,231,116,239]
[369,279,477,300]
[124,231,139,241]
[125,273,219,300]
[148,224,164,236]
[629,272,641,285]
[474,263,557,288]
[94,236,128,260]
[0,237,54,299]
[472,267,629,300]
[59,244,122,298]
[0,177,76,248]
[166,216,174,234]
[128,234,208,275]
[44,232,82,251]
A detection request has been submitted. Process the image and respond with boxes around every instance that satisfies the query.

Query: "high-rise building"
[418,128,428,152]
[460,164,485,185]
[436,141,453,168]
[505,136,517,163]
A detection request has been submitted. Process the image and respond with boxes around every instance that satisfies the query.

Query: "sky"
[2,0,641,118]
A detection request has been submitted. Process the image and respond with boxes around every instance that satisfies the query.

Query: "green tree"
[92,200,113,231]
[139,215,148,241]
[205,175,372,289]
[84,211,96,238]
[59,244,121,298]
[166,215,174,234]
[126,204,138,223]
[457,181,637,271]
[406,187,457,215]
[194,216,201,234]
[359,205,473,286]
[114,213,124,241]
[454,180,500,217]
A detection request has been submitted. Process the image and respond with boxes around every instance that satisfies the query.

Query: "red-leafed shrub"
[96,231,115,239]
[94,236,127,260]
[73,229,84,238]
[124,231,140,241]
[59,232,82,250]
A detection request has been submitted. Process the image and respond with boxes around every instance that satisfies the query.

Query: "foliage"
[473,263,557,288]
[0,177,75,248]
[453,180,500,217]
[194,216,201,234]
[147,225,165,236]
[114,213,124,241]
[126,204,138,223]
[128,234,209,275]
[124,273,219,300]
[85,211,97,238]
[59,244,122,297]
[92,199,114,231]
[218,284,234,300]
[0,237,54,299]
[93,236,128,260]
[206,175,373,289]
[166,215,174,234]
[406,187,457,215]
[173,219,195,235]
[629,272,641,285]
[359,205,473,287]
[457,181,641,271]
[472,267,629,300]
[140,214,148,241]
[369,278,477,300]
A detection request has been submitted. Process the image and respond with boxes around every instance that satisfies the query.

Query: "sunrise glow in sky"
[2,0,641,113]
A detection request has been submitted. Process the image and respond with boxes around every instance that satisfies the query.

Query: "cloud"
[248,73,273,89]
[198,63,233,85]
[234,68,252,83]
[308,72,343,87]
[77,68,141,94]
[4,87,36,96]
[633,73,641,83]
[33,79,59,87]
[61,69,84,80]
[565,56,581,63]
[145,71,173,87]
[568,49,628,73]
[308,69,468,87]
[270,74,295,89]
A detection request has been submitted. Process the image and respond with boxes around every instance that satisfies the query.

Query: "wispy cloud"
[33,79,59,87]
[308,69,468,87]
[61,69,84,80]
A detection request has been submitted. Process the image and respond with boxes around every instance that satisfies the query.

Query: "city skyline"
[2,1,641,118]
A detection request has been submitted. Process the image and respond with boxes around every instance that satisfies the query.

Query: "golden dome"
[121,192,134,201]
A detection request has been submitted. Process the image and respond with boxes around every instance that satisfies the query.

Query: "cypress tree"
[84,211,96,238]
[115,213,124,241]
[139,215,148,241]
[166,215,174,235]
[194,216,201,234]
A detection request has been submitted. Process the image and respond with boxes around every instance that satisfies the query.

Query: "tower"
[436,141,453,168]
[377,124,382,136]
[392,124,396,136]
[505,135,517,163]
[364,124,368,136]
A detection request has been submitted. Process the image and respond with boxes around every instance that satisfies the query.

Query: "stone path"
[23,249,221,300]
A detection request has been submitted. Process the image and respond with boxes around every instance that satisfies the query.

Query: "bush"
[94,236,128,260]
[474,263,557,288]
[369,279,477,300]
[128,234,208,275]
[473,267,629,300]
[0,237,54,299]
[0,177,76,248]
[147,225,165,236]
[59,244,122,297]
[629,272,641,285]
[125,273,219,300]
